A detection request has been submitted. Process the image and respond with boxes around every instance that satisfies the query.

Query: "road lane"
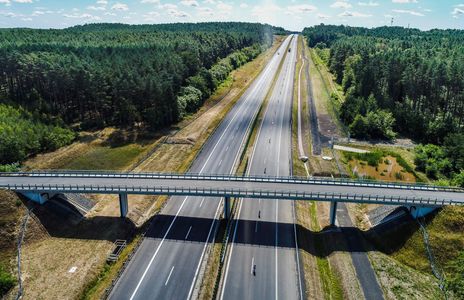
[221,34,301,300]
[105,35,293,300]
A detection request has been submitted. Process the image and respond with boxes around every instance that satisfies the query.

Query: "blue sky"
[0,0,463,31]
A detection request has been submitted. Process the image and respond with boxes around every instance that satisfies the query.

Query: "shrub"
[0,265,15,297]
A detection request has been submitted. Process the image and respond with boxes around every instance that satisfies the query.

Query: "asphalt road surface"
[104,36,293,300]
[220,35,303,300]
[3,173,464,205]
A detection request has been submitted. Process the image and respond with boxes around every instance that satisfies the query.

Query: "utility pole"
[391,17,394,26]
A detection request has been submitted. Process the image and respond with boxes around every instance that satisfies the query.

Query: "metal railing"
[1,170,463,192]
[1,182,459,207]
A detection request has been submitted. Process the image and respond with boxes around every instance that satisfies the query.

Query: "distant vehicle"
[277,52,280,55]
[299,156,308,163]
[288,48,291,52]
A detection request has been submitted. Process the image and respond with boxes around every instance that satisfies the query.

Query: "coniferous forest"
[303,24,464,144]
[0,22,283,165]
[303,24,464,187]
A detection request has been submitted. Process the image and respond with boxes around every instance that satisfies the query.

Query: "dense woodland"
[0,22,282,165]
[303,25,464,144]
[0,22,279,129]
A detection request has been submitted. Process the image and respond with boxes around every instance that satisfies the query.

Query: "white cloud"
[181,0,199,7]
[339,10,372,17]
[331,1,352,9]
[287,4,317,14]
[31,10,44,16]
[63,13,101,20]
[13,0,33,3]
[203,0,215,4]
[87,5,106,11]
[318,13,331,19]
[97,0,108,4]
[161,3,177,9]
[452,7,464,18]
[392,9,424,16]
[358,1,379,7]
[197,6,213,16]
[0,0,10,6]
[392,0,417,3]
[22,17,32,21]
[141,0,159,3]
[111,3,128,11]
[239,3,248,9]
[217,2,232,11]
[169,9,189,17]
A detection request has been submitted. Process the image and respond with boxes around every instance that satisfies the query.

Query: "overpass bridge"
[1,171,463,224]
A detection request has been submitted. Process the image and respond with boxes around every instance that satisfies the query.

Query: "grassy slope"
[309,47,452,299]
[0,191,24,297]
[292,36,341,300]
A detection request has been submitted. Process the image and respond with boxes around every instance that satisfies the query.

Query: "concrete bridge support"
[330,201,338,226]
[119,193,129,218]
[224,196,231,220]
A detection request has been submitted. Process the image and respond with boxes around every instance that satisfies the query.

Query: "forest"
[0,22,282,166]
[303,24,464,144]
[303,25,464,186]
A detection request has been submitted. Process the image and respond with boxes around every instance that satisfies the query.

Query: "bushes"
[0,265,15,297]
[349,110,396,140]
[177,44,264,117]
[0,104,76,165]
[446,251,464,298]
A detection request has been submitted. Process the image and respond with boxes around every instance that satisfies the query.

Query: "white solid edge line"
[221,35,294,300]
[129,39,278,300]
[129,196,189,300]
[187,35,289,300]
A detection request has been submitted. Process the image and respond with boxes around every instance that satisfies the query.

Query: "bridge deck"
[1,172,463,206]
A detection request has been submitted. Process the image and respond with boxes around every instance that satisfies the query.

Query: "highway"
[220,34,302,300]
[2,172,464,206]
[100,36,293,300]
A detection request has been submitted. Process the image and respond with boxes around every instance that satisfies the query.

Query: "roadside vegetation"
[0,23,279,131]
[343,149,419,182]
[0,33,288,300]
[303,25,464,299]
[0,23,286,171]
[0,104,75,167]
[303,25,463,144]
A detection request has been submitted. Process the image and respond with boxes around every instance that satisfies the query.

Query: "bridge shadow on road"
[30,198,420,257]
[142,213,420,258]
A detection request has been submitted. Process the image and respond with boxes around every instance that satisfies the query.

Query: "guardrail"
[1,182,459,207]
[1,171,463,193]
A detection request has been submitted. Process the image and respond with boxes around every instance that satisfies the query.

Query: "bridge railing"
[0,182,458,207]
[1,170,463,193]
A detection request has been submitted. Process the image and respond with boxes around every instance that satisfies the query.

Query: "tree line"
[0,22,280,131]
[303,24,464,144]
[0,104,75,164]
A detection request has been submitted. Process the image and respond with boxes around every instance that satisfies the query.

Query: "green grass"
[368,206,464,298]
[310,202,343,300]
[62,144,148,170]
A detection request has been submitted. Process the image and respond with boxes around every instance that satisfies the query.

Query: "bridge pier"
[330,201,338,226]
[224,196,230,220]
[119,193,128,218]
